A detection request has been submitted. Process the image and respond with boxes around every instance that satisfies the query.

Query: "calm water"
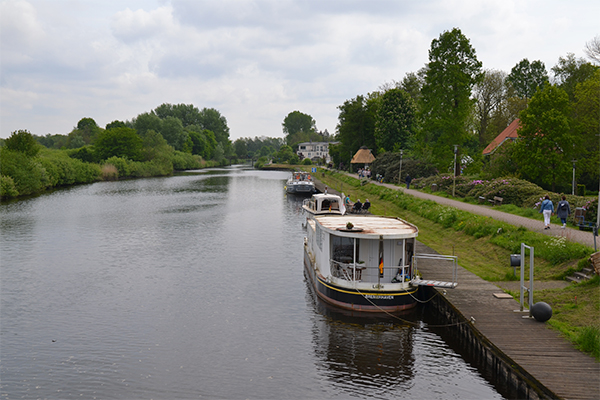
[0,166,505,399]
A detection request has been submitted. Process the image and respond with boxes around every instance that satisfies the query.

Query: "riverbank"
[309,169,599,361]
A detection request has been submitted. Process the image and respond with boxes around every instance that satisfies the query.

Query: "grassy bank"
[314,168,599,360]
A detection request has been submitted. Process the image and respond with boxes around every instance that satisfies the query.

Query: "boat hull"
[304,247,417,313]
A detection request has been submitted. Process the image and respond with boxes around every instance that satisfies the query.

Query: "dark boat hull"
[304,248,417,313]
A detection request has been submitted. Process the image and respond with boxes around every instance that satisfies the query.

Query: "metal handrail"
[412,253,458,287]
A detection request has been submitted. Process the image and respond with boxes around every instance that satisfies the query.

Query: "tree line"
[329,28,599,194]
[0,103,242,198]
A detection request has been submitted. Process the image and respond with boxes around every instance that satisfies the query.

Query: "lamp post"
[572,159,576,195]
[452,145,458,197]
[398,149,404,185]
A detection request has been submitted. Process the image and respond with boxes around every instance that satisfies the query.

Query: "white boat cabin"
[302,194,345,215]
[305,215,418,290]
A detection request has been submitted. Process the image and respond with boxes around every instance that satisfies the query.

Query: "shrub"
[102,164,118,180]
[0,175,18,198]
[0,148,48,195]
[104,157,130,177]
[302,158,312,165]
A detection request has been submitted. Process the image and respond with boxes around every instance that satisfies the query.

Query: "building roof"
[482,119,521,156]
[351,146,376,164]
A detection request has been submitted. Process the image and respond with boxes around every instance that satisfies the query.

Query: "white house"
[297,141,336,163]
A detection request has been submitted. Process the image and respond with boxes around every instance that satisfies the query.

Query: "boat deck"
[415,241,600,400]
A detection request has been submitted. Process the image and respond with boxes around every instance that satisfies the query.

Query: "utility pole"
[452,145,458,197]
[572,159,576,195]
[398,149,404,185]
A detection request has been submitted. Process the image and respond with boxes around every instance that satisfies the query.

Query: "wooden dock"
[415,241,600,400]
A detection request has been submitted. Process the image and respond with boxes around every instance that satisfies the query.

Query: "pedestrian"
[405,174,412,189]
[324,186,328,194]
[556,195,571,229]
[539,195,554,230]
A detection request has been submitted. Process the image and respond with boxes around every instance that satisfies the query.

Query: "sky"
[1,0,598,141]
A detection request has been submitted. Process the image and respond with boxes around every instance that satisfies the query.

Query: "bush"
[171,151,202,170]
[0,148,48,195]
[0,175,18,198]
[104,157,130,177]
[302,158,312,165]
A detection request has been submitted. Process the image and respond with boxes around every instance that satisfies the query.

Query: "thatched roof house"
[351,146,376,164]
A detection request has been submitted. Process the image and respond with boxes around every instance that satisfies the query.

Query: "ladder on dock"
[411,253,458,289]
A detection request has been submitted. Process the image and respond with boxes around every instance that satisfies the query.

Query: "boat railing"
[330,259,411,283]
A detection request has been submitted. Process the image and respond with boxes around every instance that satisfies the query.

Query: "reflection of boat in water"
[302,193,345,215]
[285,171,315,195]
[305,277,416,393]
[304,215,457,313]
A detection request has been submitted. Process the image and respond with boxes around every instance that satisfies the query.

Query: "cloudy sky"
[1,0,598,141]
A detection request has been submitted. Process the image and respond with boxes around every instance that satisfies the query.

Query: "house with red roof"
[482,119,521,156]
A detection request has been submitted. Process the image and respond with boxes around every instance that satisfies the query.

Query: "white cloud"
[1,0,599,139]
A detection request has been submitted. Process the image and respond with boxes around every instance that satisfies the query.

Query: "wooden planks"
[415,242,600,400]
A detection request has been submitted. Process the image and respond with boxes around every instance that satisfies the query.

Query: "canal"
[0,166,506,399]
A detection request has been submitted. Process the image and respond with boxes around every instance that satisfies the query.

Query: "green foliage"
[369,152,437,182]
[576,325,600,359]
[514,84,574,191]
[506,58,548,99]
[418,27,482,170]
[105,120,126,130]
[577,184,586,196]
[104,157,130,177]
[0,148,48,195]
[282,111,316,137]
[334,94,379,168]
[254,156,268,169]
[38,150,101,186]
[4,130,40,157]
[0,175,18,198]
[302,158,313,165]
[375,88,416,152]
[171,151,202,170]
[94,127,143,161]
[68,145,99,163]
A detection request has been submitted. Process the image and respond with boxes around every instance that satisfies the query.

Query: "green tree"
[94,127,143,161]
[199,108,230,145]
[134,112,162,137]
[4,129,40,157]
[572,69,600,191]
[233,139,248,159]
[106,120,127,130]
[513,84,574,191]
[419,27,482,169]
[74,117,101,145]
[473,69,507,148]
[282,111,316,144]
[154,103,203,127]
[161,116,188,151]
[507,59,548,99]
[334,94,379,168]
[551,53,599,101]
[375,88,416,152]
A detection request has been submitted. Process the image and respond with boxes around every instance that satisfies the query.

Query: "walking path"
[330,173,597,249]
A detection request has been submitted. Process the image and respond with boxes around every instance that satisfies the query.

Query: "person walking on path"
[556,195,571,229]
[539,195,554,230]
[405,174,412,189]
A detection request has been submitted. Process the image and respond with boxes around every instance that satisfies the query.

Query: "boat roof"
[310,193,342,202]
[314,215,418,239]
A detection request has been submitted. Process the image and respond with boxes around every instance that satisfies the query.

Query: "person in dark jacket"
[556,195,571,229]
[405,175,412,189]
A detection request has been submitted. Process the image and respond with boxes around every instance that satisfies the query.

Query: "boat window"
[331,236,359,264]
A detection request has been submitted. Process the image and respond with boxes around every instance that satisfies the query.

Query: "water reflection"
[306,278,416,397]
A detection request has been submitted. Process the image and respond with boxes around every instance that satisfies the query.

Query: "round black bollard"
[531,301,552,322]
